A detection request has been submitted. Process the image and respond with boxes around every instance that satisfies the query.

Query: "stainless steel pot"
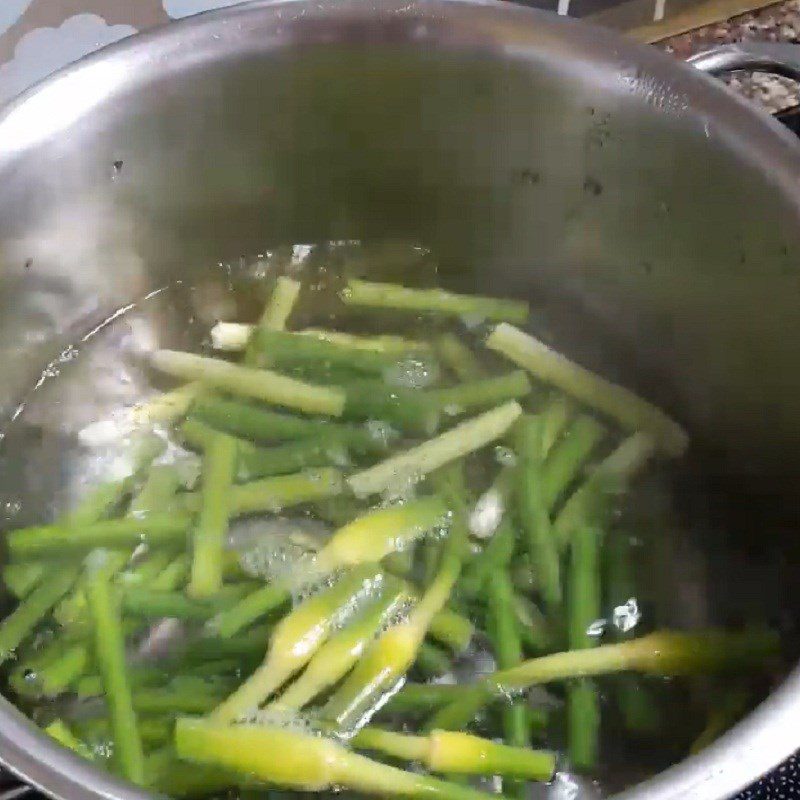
[0,2,799,798]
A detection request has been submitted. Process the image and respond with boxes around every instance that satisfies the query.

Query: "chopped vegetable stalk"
[513,594,552,653]
[382,584,471,653]
[515,416,561,609]
[540,395,574,455]
[151,553,191,592]
[181,418,348,479]
[211,565,384,722]
[75,716,173,749]
[62,479,135,527]
[274,584,407,710]
[341,279,529,324]
[541,414,605,509]
[133,687,226,715]
[299,329,432,355]
[176,717,506,800]
[210,583,289,639]
[10,642,88,698]
[459,518,516,597]
[147,747,241,796]
[353,727,555,782]
[348,401,522,497]
[487,572,529,796]
[187,432,237,598]
[190,396,387,454]
[312,497,449,578]
[85,561,145,785]
[384,683,479,713]
[133,381,203,425]
[0,566,80,664]
[416,642,452,677]
[430,371,532,416]
[325,489,467,730]
[342,379,441,436]
[486,323,688,456]
[181,468,343,517]
[322,613,425,730]
[255,330,420,375]
[216,500,434,634]
[568,523,603,771]
[2,563,47,598]
[76,665,172,698]
[45,719,94,760]
[150,350,345,417]
[553,432,656,550]
[427,629,780,731]
[129,465,182,517]
[435,333,485,381]
[122,588,246,621]
[260,275,302,332]
[7,514,192,560]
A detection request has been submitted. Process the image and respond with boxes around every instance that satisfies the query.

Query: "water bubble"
[384,357,440,389]
[549,771,602,800]
[612,597,642,633]
[365,419,397,448]
[586,618,607,638]
[494,445,517,466]
[469,487,504,539]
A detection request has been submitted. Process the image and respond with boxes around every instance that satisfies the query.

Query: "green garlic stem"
[211,565,384,722]
[181,417,348,479]
[129,465,182,517]
[190,396,387,454]
[298,328,432,355]
[188,432,237,598]
[7,514,191,561]
[353,727,555,782]
[435,333,485,381]
[430,371,531,417]
[567,523,603,771]
[85,564,145,785]
[274,585,406,710]
[313,496,449,577]
[150,350,345,417]
[0,566,80,665]
[553,432,656,551]
[259,276,302,333]
[342,379,441,436]
[44,720,94,760]
[348,401,522,498]
[487,570,529,795]
[541,414,605,509]
[341,279,529,324]
[2,563,47,598]
[428,629,778,732]
[180,468,343,518]
[515,416,561,609]
[176,717,507,800]
[486,323,688,456]
[256,329,416,375]
[539,395,574,456]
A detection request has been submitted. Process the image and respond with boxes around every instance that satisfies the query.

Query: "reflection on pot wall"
[0,0,702,106]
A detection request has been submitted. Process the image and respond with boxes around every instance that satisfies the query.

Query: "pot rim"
[0,2,798,799]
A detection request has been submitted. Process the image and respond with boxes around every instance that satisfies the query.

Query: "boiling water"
[0,241,789,798]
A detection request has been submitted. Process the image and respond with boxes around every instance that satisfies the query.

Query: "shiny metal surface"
[0,2,799,799]
[689,42,800,80]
